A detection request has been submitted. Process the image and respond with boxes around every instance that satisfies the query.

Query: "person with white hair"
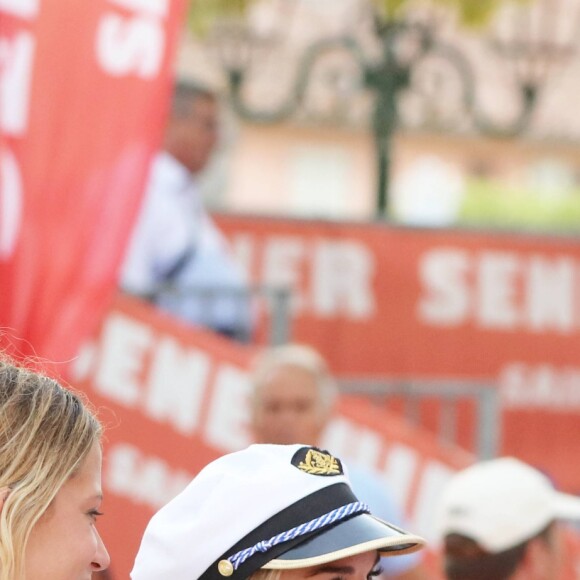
[248,344,428,580]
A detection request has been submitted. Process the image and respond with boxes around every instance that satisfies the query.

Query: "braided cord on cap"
[228,501,369,571]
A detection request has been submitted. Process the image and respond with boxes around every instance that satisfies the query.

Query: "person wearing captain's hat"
[131,444,426,579]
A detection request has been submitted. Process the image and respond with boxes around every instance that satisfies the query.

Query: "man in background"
[249,343,427,580]
[121,81,252,340]
[438,456,580,579]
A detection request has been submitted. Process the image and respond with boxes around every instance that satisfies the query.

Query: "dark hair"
[171,80,216,119]
[444,523,555,580]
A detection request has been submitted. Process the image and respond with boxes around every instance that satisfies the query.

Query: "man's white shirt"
[121,151,202,295]
[121,151,253,337]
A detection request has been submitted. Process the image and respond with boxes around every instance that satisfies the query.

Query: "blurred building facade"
[176,0,580,228]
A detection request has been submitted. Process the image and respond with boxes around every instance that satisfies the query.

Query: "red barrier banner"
[0,0,185,363]
[72,293,472,578]
[216,214,580,493]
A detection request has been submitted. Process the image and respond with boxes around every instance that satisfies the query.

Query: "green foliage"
[187,0,256,37]
[371,0,531,27]
[188,0,534,37]
[458,178,580,232]
[371,0,409,20]
[438,0,503,26]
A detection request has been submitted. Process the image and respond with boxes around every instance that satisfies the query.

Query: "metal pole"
[367,21,405,218]
[268,287,292,345]
[375,132,392,217]
[477,387,501,459]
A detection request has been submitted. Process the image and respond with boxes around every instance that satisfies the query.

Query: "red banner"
[0,0,185,363]
[72,293,472,578]
[216,214,580,493]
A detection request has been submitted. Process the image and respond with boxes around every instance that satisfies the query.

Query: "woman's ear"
[0,487,10,514]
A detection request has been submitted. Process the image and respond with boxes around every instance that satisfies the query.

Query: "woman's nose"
[91,529,111,571]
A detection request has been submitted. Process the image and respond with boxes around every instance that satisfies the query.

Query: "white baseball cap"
[131,444,425,579]
[438,456,580,553]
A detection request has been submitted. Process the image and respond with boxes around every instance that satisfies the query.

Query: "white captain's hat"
[131,444,425,579]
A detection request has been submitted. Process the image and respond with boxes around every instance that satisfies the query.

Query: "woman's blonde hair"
[0,359,102,580]
[249,569,281,580]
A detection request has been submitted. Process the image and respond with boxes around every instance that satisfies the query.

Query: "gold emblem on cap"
[218,560,234,577]
[298,449,341,475]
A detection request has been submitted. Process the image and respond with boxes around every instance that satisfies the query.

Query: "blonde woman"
[132,445,426,580]
[0,359,110,579]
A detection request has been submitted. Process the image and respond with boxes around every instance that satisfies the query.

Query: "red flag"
[0,0,186,366]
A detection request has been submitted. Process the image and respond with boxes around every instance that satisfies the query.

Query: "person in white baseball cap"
[131,444,426,580]
[438,456,580,580]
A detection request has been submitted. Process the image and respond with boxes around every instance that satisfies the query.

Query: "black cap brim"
[262,514,425,570]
